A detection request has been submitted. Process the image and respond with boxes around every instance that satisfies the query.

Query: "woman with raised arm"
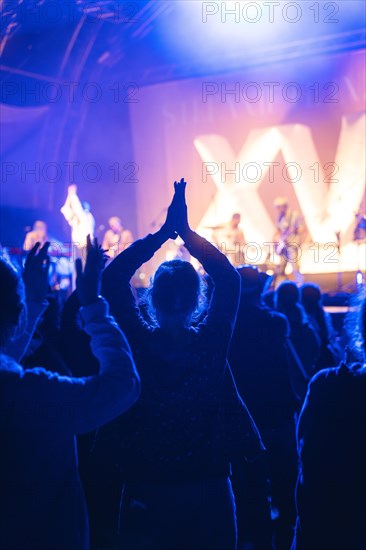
[0,237,140,550]
[101,179,263,550]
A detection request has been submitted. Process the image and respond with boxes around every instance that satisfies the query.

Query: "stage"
[1,1,365,297]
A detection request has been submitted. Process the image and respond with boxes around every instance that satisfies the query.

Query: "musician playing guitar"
[273,197,305,285]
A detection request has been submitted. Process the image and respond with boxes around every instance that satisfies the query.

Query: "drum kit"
[4,213,364,293]
[202,215,365,292]
[204,224,274,272]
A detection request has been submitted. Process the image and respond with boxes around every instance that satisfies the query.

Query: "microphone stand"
[335,231,342,291]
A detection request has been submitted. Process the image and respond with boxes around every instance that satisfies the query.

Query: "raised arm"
[101,191,178,338]
[12,237,141,435]
[175,179,241,339]
[4,242,50,362]
[60,290,99,377]
[60,185,84,225]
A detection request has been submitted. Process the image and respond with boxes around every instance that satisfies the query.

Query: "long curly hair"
[143,259,207,326]
[344,286,366,363]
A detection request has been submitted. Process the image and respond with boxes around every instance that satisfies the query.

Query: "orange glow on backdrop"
[130,49,365,275]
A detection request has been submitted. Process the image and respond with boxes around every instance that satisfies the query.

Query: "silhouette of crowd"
[1,180,365,550]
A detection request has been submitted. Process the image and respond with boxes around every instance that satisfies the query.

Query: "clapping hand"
[161,178,191,240]
[23,242,50,302]
[76,235,108,306]
[161,186,179,240]
[173,178,190,238]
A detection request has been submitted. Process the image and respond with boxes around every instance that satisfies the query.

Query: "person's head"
[300,283,322,315]
[274,197,288,217]
[33,220,47,238]
[109,216,122,232]
[231,213,241,228]
[148,259,201,329]
[0,258,26,347]
[275,281,299,310]
[275,280,306,324]
[237,264,272,305]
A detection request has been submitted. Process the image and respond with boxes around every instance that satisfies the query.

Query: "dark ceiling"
[1,0,365,107]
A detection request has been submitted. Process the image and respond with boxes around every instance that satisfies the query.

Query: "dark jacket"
[101,231,264,483]
[0,299,140,550]
[294,362,366,550]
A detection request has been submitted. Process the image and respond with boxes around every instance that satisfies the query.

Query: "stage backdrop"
[129,48,365,276]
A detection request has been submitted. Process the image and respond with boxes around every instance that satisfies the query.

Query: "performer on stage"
[213,213,246,266]
[23,220,49,251]
[102,216,133,260]
[273,197,304,285]
[60,184,95,262]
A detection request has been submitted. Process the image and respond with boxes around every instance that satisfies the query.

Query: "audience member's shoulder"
[348,361,366,376]
[0,353,23,376]
[0,357,68,384]
[266,308,290,334]
[20,366,69,382]
[309,361,366,392]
